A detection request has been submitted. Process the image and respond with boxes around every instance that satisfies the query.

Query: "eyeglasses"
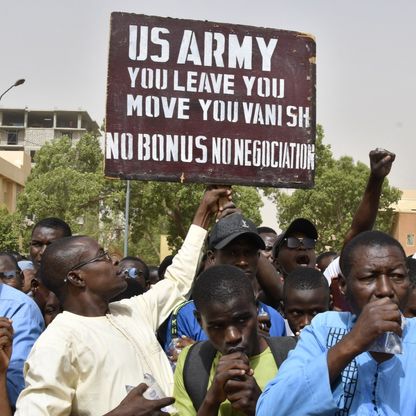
[0,270,19,280]
[122,267,144,279]
[284,237,316,249]
[68,251,112,272]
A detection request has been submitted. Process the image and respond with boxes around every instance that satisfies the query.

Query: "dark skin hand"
[168,336,196,363]
[103,383,174,416]
[327,298,401,384]
[192,187,233,230]
[344,148,395,245]
[197,352,257,416]
[224,371,262,415]
[368,148,395,179]
[224,364,261,416]
[256,313,271,337]
[0,318,13,374]
[0,317,13,416]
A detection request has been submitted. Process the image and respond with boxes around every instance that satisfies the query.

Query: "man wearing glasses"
[15,187,232,416]
[272,218,318,279]
[0,253,24,291]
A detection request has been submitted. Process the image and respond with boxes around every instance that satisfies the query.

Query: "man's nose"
[375,275,395,298]
[235,254,249,267]
[297,242,307,251]
[225,326,242,345]
[298,314,313,330]
[39,244,48,256]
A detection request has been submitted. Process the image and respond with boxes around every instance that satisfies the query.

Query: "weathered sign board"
[105,12,316,187]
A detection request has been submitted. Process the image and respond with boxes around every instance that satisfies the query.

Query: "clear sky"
[1,0,415,198]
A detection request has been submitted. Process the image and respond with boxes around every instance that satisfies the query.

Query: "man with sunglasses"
[272,218,318,278]
[15,187,232,416]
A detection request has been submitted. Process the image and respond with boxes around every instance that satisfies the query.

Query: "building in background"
[0,107,99,161]
[0,151,31,212]
[0,107,99,212]
[391,190,416,256]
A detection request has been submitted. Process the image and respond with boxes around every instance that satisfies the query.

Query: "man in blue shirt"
[257,230,416,416]
[0,275,44,407]
[164,213,286,354]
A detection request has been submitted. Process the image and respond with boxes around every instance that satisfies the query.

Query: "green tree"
[0,206,21,251]
[17,135,124,242]
[269,126,401,253]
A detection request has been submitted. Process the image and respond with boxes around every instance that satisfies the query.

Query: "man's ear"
[206,250,215,264]
[30,277,39,292]
[280,300,286,318]
[272,257,282,274]
[329,294,334,311]
[338,273,347,296]
[193,309,202,327]
[66,270,86,288]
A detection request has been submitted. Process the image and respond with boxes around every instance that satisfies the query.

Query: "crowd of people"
[1,148,416,415]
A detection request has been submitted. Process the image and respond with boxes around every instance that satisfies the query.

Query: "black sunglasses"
[284,237,316,249]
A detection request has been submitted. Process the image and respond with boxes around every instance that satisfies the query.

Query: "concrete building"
[0,107,99,161]
[391,190,416,256]
[0,151,31,212]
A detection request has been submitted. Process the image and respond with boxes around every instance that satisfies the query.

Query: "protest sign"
[105,12,316,187]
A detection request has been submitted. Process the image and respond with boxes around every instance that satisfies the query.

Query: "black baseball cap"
[272,218,318,258]
[208,213,265,250]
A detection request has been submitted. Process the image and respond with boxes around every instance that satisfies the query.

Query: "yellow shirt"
[173,345,278,416]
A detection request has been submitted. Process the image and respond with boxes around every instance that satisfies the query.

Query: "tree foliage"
[270,126,401,253]
[17,135,124,241]
[0,206,21,251]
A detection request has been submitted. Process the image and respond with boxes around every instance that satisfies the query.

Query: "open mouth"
[295,254,311,266]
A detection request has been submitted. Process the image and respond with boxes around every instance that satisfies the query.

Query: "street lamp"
[0,79,25,101]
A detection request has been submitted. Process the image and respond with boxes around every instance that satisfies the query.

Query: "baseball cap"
[272,218,318,258]
[208,213,265,250]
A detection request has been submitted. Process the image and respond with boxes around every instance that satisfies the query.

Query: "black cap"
[208,213,265,250]
[272,218,318,258]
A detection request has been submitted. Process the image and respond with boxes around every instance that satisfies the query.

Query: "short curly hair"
[340,230,405,279]
[193,265,255,313]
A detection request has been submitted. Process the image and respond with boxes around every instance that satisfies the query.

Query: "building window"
[56,113,78,128]
[30,150,37,163]
[407,233,415,246]
[7,131,18,145]
[3,111,24,126]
